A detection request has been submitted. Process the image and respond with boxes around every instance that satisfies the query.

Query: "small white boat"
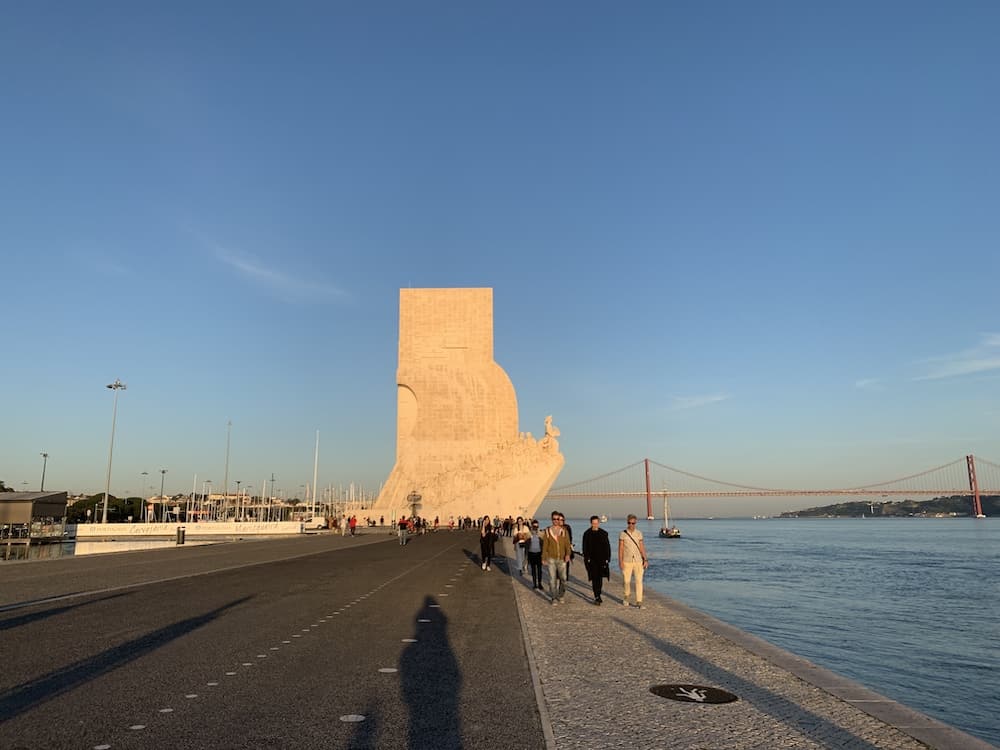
[658,495,681,539]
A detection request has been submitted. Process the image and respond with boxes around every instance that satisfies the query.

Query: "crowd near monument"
[372,288,564,522]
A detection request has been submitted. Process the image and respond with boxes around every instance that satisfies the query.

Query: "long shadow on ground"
[617,618,892,750]
[0,596,251,722]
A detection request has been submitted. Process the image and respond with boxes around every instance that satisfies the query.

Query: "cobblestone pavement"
[505,543,942,750]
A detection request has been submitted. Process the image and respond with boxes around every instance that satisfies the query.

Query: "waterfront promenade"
[0,532,993,749]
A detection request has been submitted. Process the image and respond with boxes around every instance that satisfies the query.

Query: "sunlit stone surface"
[373,288,564,521]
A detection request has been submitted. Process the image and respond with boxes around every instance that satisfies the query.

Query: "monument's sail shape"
[373,288,564,520]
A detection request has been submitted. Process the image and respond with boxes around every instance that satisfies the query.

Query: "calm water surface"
[571,517,998,746]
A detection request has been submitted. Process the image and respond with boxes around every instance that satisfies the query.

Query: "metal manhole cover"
[650,684,739,704]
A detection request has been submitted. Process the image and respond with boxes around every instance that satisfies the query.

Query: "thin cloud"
[913,333,1000,381]
[212,243,349,303]
[668,393,732,411]
[194,233,350,303]
[854,378,884,391]
[73,250,133,277]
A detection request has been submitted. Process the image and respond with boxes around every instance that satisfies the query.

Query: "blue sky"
[2,2,998,516]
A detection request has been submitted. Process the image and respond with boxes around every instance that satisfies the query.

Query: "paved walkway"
[503,539,995,750]
[1,532,994,749]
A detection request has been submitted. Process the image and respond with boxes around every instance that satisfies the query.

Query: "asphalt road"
[0,532,544,750]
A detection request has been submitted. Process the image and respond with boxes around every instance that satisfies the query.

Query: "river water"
[568,517,998,746]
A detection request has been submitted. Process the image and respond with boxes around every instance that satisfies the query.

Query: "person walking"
[398,516,408,546]
[526,520,543,589]
[582,515,611,605]
[513,517,531,575]
[562,514,574,578]
[542,511,572,604]
[479,516,497,571]
[618,514,649,607]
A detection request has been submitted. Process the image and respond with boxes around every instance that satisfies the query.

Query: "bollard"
[176,526,186,545]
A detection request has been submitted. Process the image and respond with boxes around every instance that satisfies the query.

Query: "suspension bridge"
[547,454,998,518]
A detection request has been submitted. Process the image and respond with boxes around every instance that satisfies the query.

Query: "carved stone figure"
[540,415,561,453]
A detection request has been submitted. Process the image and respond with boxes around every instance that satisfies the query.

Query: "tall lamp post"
[140,471,149,521]
[39,452,49,491]
[102,379,127,523]
[159,469,168,522]
[223,420,232,521]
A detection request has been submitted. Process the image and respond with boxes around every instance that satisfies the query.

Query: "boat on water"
[658,495,681,538]
[600,514,608,523]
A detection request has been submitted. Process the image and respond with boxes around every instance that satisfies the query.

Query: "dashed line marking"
[418,618,431,622]
[402,638,417,643]
[129,725,146,731]
[185,694,198,699]
[340,714,366,722]
[159,707,173,713]
[94,744,111,749]
[429,604,441,608]
[242,662,253,666]
[225,671,237,676]
[257,654,267,658]
[378,667,398,673]
[282,640,291,644]
[292,634,302,638]
[270,647,279,651]
[207,682,219,686]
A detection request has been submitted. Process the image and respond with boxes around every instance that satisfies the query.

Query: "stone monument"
[373,288,564,521]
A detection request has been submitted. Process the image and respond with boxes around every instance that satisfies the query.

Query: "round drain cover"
[650,684,738,704]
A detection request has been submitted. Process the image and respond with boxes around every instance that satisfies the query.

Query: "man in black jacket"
[581,515,611,605]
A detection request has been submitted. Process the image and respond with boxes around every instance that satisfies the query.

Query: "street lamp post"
[140,471,149,521]
[39,452,49,492]
[235,480,242,522]
[159,469,167,522]
[223,420,232,521]
[102,379,127,524]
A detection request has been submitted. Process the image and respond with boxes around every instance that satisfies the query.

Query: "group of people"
[477,512,650,607]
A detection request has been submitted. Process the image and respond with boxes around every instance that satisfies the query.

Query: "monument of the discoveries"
[372,288,564,521]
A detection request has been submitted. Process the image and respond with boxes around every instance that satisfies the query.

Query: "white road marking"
[207,682,219,686]
[129,725,146,730]
[402,638,417,643]
[185,694,198,699]
[94,744,111,749]
[378,668,397,673]
[340,714,366,722]
[159,708,173,713]
[418,618,430,622]
[225,671,237,676]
